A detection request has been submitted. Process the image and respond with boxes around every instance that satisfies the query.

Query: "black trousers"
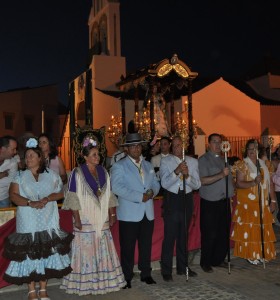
[161,190,193,275]
[119,214,154,281]
[200,198,230,267]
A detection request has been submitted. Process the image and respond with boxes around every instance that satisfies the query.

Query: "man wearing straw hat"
[111,133,160,289]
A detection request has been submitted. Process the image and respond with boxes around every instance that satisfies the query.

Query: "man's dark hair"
[0,135,17,148]
[208,133,221,143]
[160,136,171,143]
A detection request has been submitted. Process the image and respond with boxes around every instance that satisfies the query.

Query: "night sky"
[1,0,279,104]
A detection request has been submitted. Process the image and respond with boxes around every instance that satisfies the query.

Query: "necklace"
[45,157,50,167]
[31,172,39,182]
[128,157,143,178]
[90,169,102,197]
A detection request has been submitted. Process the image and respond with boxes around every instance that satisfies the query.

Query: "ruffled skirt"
[60,223,125,295]
[3,228,74,285]
[231,189,276,261]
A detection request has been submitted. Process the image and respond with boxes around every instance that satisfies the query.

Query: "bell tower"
[88,0,121,60]
[71,0,126,157]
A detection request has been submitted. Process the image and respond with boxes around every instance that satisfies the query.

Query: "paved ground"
[1,225,280,300]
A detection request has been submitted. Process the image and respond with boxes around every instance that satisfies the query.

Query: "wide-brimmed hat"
[120,133,147,146]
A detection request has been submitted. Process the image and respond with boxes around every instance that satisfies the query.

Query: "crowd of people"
[0,132,279,299]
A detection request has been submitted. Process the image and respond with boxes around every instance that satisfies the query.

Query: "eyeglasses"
[210,141,221,145]
[129,144,142,149]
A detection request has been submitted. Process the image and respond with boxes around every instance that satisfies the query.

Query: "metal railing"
[205,136,259,160]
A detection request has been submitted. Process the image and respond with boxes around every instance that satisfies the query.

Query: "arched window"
[90,21,100,55]
[99,14,108,55]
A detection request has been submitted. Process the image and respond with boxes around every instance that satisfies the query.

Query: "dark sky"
[0,0,279,104]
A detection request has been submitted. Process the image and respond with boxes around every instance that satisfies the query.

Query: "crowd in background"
[0,132,280,299]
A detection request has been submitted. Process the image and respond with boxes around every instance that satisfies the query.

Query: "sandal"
[247,259,260,265]
[38,289,50,300]
[28,290,38,300]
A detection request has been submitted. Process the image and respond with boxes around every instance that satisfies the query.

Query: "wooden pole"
[187,79,194,155]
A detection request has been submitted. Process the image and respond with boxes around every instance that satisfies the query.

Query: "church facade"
[62,0,280,168]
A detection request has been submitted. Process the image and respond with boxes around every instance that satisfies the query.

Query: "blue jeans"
[0,198,11,208]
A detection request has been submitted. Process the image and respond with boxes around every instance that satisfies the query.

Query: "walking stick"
[221,141,231,274]
[268,136,274,162]
[181,130,190,281]
[254,140,266,269]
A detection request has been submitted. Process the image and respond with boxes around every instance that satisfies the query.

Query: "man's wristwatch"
[146,189,153,196]
[26,200,31,206]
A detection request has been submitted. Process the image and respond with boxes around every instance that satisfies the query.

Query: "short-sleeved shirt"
[15,168,63,234]
[0,156,19,200]
[198,151,234,201]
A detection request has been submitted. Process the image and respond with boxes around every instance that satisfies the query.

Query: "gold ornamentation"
[220,141,231,163]
[157,64,172,77]
[134,101,152,141]
[221,141,231,153]
[157,63,189,78]
[268,136,274,161]
[73,125,107,166]
[107,113,123,146]
[173,64,188,78]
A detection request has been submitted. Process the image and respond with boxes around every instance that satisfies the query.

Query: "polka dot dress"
[231,161,276,261]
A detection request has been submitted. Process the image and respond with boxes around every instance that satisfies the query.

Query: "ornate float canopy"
[115,54,198,102]
[101,54,199,154]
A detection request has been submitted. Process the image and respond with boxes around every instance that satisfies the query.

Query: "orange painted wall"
[92,89,121,156]
[191,78,261,137]
[261,105,280,135]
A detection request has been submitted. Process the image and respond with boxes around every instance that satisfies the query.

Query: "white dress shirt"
[160,154,201,194]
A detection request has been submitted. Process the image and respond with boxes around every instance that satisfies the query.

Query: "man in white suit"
[111,133,160,289]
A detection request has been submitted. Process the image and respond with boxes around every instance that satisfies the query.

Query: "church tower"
[88,0,121,59]
[72,0,126,157]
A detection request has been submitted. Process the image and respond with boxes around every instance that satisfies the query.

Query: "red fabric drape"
[0,218,16,288]
[110,193,201,263]
[0,196,203,289]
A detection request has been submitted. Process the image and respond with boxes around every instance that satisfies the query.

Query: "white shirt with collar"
[160,154,201,194]
[127,155,144,182]
[151,153,169,168]
[151,153,169,180]
[0,155,19,201]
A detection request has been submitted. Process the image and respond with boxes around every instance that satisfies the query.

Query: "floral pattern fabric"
[61,165,125,295]
[61,221,125,295]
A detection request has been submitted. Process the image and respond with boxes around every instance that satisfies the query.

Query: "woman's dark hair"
[244,139,260,158]
[82,144,98,157]
[272,146,280,159]
[24,147,48,174]
[271,152,279,161]
[143,142,156,162]
[258,145,267,159]
[228,156,240,166]
[38,133,58,160]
